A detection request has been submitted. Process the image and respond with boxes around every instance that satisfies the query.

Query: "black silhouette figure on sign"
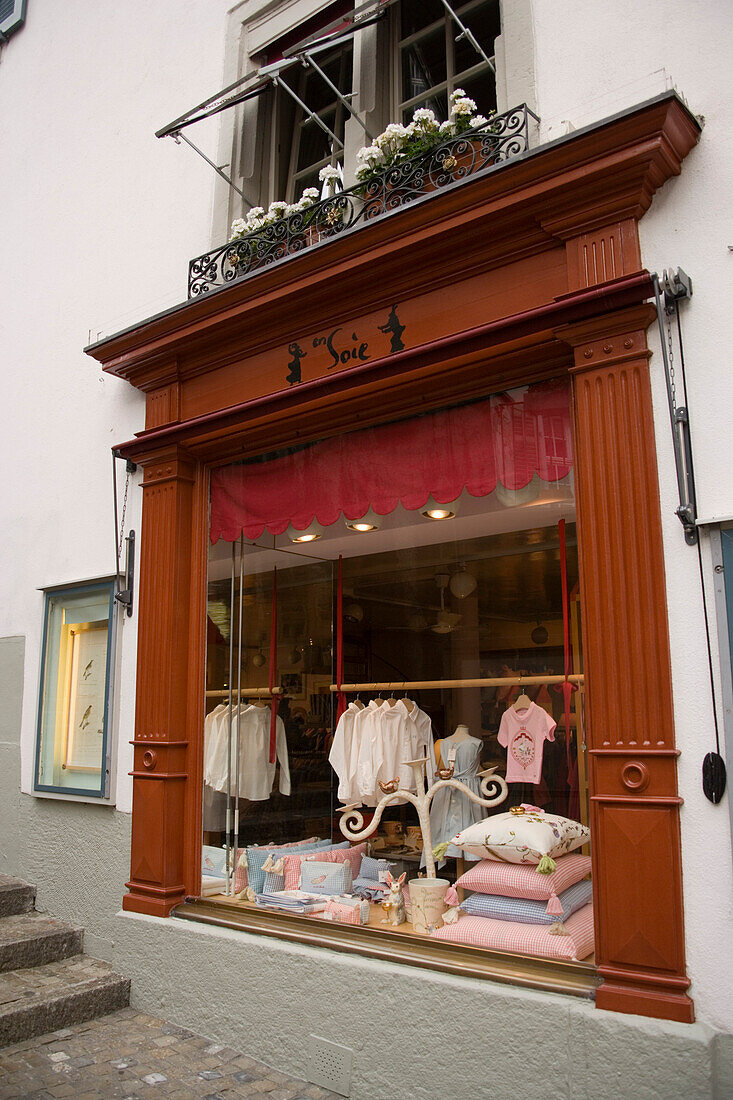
[286,341,307,386]
[378,305,406,353]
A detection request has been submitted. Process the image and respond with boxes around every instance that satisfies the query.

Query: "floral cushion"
[460,878,593,924]
[455,855,591,914]
[283,843,366,891]
[452,809,589,870]
[431,904,595,961]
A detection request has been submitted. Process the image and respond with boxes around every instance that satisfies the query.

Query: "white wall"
[2,0,733,1042]
[0,0,233,812]
[530,0,733,1032]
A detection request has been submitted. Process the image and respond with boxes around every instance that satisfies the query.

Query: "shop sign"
[285,305,406,386]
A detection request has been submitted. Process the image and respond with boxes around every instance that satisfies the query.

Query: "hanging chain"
[117,469,131,559]
[665,307,677,411]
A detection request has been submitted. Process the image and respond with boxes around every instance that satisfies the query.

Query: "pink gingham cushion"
[431,903,595,961]
[283,843,366,891]
[456,854,591,914]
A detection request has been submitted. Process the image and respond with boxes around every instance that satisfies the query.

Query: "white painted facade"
[2,0,733,1084]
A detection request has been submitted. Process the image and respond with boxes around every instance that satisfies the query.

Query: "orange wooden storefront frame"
[87,92,700,1024]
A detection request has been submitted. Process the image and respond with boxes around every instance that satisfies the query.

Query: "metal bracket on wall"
[652,267,697,544]
[112,451,137,617]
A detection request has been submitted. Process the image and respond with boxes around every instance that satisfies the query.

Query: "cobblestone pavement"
[0,1008,340,1100]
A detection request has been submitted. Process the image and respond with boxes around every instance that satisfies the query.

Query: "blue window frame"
[34,579,116,799]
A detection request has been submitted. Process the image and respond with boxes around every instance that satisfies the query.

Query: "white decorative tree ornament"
[337,757,509,877]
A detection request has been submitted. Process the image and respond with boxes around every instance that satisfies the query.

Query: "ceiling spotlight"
[287,520,323,543]
[531,623,549,646]
[252,648,266,668]
[449,564,477,599]
[345,508,381,533]
[421,495,456,520]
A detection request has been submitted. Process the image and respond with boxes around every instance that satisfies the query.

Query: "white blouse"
[203,703,291,801]
[328,702,363,804]
[333,699,435,806]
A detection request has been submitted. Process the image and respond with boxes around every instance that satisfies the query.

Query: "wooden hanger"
[513,675,531,711]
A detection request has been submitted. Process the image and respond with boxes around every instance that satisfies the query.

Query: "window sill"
[173,896,599,1000]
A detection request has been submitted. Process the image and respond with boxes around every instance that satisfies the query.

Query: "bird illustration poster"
[64,624,108,771]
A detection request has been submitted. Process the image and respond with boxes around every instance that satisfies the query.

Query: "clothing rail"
[205,687,284,698]
[329,675,584,692]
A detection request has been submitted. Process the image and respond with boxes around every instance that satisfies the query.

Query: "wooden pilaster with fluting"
[123,447,200,917]
[561,309,693,1022]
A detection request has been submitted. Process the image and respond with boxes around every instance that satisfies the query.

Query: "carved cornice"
[86,93,699,392]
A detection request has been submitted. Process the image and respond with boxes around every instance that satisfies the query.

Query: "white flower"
[438,120,454,136]
[469,114,489,129]
[285,203,301,216]
[376,123,408,151]
[268,200,288,218]
[229,218,248,240]
[301,187,320,202]
[318,164,340,181]
[412,107,438,131]
[246,206,265,223]
[450,96,477,117]
[450,88,467,100]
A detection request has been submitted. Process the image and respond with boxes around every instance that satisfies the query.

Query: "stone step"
[0,913,84,973]
[0,955,130,1047]
[0,876,36,918]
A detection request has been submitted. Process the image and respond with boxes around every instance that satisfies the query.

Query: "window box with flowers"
[190,94,536,296]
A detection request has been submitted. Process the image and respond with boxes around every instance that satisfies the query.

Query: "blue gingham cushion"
[300,860,353,895]
[460,878,593,925]
[262,870,286,893]
[246,840,331,894]
[358,855,394,883]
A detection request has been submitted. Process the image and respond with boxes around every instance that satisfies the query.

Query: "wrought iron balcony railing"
[188,103,539,299]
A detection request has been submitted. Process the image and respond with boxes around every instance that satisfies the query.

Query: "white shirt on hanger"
[328,702,363,804]
[205,703,291,801]
[378,700,436,794]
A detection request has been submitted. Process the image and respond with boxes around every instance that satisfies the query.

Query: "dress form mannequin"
[425,725,485,870]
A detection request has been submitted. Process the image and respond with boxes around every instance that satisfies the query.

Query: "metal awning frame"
[156,0,497,199]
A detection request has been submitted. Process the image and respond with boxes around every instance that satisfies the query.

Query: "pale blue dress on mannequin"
[424,735,485,866]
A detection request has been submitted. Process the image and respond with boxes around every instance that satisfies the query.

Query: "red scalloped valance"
[210,379,572,543]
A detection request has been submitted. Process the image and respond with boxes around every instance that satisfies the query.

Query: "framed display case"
[34,578,117,799]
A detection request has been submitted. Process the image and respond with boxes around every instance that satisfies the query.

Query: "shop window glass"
[34,580,116,798]
[201,382,592,968]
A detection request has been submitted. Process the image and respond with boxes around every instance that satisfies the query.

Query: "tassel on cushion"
[433,842,451,862]
[548,921,568,936]
[444,885,459,907]
[261,855,284,874]
[546,892,564,917]
[536,855,556,874]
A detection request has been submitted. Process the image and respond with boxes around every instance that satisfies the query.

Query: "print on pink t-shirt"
[498,702,556,785]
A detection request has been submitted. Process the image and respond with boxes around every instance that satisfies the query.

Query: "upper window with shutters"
[231,0,501,218]
[0,0,28,41]
[393,0,500,125]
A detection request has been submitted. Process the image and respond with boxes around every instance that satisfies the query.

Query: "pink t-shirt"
[498,702,556,785]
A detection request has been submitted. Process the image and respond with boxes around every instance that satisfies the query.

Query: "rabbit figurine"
[380,870,407,926]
